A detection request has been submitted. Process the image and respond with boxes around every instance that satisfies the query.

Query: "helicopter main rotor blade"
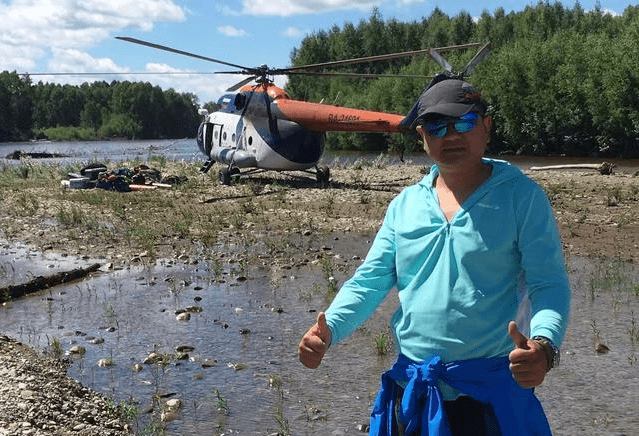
[116,36,249,71]
[226,76,258,92]
[286,71,434,80]
[429,48,452,72]
[461,42,491,77]
[283,43,481,73]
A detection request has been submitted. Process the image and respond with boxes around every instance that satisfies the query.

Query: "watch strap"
[531,335,560,371]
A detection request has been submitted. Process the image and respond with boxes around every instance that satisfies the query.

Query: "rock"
[595,342,610,354]
[165,399,181,410]
[160,411,178,422]
[176,312,191,321]
[0,335,129,435]
[68,345,86,355]
[201,358,217,368]
[143,352,161,364]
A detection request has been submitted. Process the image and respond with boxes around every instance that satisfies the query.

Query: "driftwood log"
[0,263,101,301]
[529,162,615,175]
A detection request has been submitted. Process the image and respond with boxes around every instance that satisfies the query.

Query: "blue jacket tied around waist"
[370,354,552,436]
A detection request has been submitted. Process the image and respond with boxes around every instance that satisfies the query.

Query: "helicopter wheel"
[219,166,241,185]
[218,168,231,185]
[230,166,241,179]
[316,166,330,185]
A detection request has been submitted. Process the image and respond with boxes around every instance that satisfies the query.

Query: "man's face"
[416,113,492,170]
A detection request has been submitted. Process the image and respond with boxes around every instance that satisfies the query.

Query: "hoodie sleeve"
[515,179,571,346]
[324,195,400,344]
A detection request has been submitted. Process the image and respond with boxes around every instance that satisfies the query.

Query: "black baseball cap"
[407,79,488,129]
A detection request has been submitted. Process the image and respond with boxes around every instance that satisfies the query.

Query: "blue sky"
[0,0,631,105]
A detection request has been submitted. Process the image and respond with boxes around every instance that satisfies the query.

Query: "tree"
[0,72,33,141]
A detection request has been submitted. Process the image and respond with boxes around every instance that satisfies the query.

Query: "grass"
[47,336,63,359]
[0,158,403,269]
[373,330,394,356]
[212,389,229,415]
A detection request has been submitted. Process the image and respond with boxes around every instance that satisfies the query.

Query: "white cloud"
[280,26,307,38]
[216,4,242,16]
[47,48,128,73]
[217,25,248,37]
[601,8,621,17]
[241,0,377,16]
[0,0,185,72]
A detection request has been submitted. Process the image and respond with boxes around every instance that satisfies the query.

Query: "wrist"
[531,336,560,372]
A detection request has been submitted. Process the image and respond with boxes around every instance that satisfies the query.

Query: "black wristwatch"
[531,336,560,371]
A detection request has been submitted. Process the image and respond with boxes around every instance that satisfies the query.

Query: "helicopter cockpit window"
[234,94,246,110]
[217,94,239,113]
[214,130,219,140]
[223,132,227,141]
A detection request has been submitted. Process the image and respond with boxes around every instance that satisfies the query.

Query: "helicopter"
[116,37,489,185]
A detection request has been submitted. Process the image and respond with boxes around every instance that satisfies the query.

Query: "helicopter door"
[211,124,223,150]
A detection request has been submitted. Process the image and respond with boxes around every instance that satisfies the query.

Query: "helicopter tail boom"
[274,99,405,134]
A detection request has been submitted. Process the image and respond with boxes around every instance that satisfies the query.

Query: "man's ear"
[482,115,493,132]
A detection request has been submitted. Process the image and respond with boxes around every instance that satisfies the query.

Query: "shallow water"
[0,139,201,166]
[0,234,397,435]
[2,140,639,434]
[2,238,639,435]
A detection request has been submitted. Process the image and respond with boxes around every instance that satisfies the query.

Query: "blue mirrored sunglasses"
[422,112,480,138]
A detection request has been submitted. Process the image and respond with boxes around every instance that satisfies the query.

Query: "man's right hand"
[298,312,332,369]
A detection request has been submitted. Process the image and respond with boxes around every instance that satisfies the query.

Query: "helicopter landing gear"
[199,160,214,174]
[316,166,330,185]
[218,166,241,185]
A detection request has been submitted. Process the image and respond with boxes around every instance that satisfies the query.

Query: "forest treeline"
[0,76,205,142]
[287,1,639,157]
[2,1,639,157]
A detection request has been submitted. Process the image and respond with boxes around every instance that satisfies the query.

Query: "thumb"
[508,321,530,350]
[315,312,331,342]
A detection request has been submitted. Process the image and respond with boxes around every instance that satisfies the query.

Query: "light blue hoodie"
[325,158,570,374]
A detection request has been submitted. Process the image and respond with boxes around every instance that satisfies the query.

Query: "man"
[298,78,570,436]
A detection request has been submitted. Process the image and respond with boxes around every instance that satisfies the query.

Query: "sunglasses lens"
[423,112,480,137]
[424,121,448,138]
[454,120,476,134]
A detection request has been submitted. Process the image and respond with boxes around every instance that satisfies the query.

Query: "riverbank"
[0,335,131,436]
[1,157,638,435]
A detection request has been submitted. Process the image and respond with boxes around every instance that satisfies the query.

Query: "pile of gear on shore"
[62,163,188,192]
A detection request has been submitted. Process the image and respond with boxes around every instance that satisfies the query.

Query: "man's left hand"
[508,321,549,388]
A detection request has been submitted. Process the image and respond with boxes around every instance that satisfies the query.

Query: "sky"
[0,0,631,105]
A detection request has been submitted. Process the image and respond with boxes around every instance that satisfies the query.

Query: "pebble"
[0,335,129,435]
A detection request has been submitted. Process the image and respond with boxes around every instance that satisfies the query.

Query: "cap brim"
[410,102,483,129]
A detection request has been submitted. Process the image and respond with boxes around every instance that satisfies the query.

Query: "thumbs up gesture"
[508,321,549,388]
[299,312,333,369]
